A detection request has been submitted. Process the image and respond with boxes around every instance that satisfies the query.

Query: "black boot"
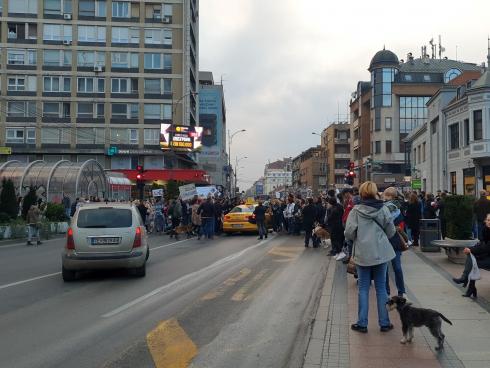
[463,280,477,298]
[453,276,468,287]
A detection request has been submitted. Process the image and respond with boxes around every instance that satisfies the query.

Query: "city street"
[0,233,328,368]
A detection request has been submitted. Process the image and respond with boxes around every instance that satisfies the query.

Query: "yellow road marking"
[267,246,302,261]
[201,268,252,301]
[146,319,197,368]
[231,269,268,302]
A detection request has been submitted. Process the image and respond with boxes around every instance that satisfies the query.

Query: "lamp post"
[227,129,246,194]
[234,156,248,196]
[172,92,199,123]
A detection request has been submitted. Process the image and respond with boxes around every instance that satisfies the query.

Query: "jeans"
[356,262,391,328]
[386,250,406,296]
[257,220,266,238]
[202,217,214,239]
[287,218,295,234]
[28,225,39,242]
[155,214,164,232]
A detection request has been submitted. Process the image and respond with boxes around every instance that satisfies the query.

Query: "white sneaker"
[407,240,413,247]
[335,252,346,261]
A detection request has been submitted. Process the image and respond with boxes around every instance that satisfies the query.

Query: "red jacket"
[342,198,353,224]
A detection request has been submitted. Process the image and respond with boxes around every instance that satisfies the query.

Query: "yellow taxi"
[223,202,272,234]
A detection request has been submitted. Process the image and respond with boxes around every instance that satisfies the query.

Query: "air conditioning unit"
[162,16,171,24]
[62,40,72,45]
[93,65,103,72]
[63,13,72,20]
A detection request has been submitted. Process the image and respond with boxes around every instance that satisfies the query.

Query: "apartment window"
[111,27,139,43]
[144,28,172,46]
[112,1,129,17]
[43,24,72,42]
[400,96,430,133]
[374,141,381,154]
[111,103,139,119]
[417,145,421,164]
[474,110,483,141]
[7,49,37,65]
[386,140,392,153]
[77,102,93,118]
[8,0,38,14]
[44,0,72,15]
[374,115,380,131]
[76,128,105,144]
[6,128,35,144]
[43,76,70,92]
[449,123,459,150]
[464,118,470,146]
[385,117,392,130]
[144,53,161,69]
[43,102,70,117]
[8,75,37,91]
[41,128,70,144]
[111,78,138,93]
[111,52,138,68]
[7,101,37,117]
[43,49,71,66]
[450,172,457,194]
[77,51,105,67]
[78,25,106,43]
[96,103,105,118]
[144,104,171,119]
[422,142,426,162]
[79,0,106,17]
[77,77,104,93]
[144,78,171,94]
[110,128,138,144]
[8,22,38,40]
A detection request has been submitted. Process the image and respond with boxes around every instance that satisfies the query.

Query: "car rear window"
[229,207,243,213]
[77,208,133,228]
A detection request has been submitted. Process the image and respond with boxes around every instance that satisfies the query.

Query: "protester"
[271,199,283,232]
[405,192,422,246]
[302,198,317,248]
[284,196,296,235]
[154,198,165,234]
[26,204,42,246]
[345,181,396,333]
[198,196,215,240]
[253,200,268,240]
[423,193,437,219]
[62,193,71,219]
[191,198,202,240]
[473,190,490,240]
[327,197,344,257]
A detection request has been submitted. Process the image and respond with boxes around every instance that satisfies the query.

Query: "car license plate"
[232,224,243,228]
[91,237,120,245]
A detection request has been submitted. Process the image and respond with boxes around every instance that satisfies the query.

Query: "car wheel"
[62,267,77,282]
[145,248,150,261]
[131,262,146,278]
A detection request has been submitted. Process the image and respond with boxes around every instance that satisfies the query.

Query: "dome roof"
[369,49,399,70]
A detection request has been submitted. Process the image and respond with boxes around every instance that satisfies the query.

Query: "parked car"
[222,204,272,234]
[61,203,149,281]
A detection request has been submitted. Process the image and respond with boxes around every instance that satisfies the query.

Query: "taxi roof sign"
[245,197,255,205]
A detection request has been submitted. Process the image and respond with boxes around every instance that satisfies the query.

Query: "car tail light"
[66,228,75,250]
[224,215,231,221]
[133,226,142,248]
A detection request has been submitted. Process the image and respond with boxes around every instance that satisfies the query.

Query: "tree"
[165,180,181,201]
[22,187,38,220]
[0,178,18,219]
[444,195,473,240]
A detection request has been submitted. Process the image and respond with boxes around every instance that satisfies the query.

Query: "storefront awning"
[112,169,209,184]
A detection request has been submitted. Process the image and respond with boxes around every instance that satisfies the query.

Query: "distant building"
[263,158,292,195]
[198,71,227,187]
[292,146,324,195]
[321,122,350,188]
[350,46,482,190]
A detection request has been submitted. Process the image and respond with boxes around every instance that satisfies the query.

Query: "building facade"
[263,158,292,195]
[350,81,371,185]
[198,71,227,187]
[0,0,201,183]
[321,122,350,188]
[351,47,481,189]
[291,146,324,196]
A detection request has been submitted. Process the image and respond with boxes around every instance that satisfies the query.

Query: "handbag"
[397,228,409,252]
[346,256,357,275]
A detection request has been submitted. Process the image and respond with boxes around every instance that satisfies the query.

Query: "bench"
[431,238,479,264]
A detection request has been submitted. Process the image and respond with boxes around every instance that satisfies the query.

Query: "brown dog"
[313,226,330,248]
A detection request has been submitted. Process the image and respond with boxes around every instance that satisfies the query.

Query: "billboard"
[198,87,223,158]
[160,124,203,152]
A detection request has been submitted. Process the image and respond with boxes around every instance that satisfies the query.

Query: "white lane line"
[102,236,275,318]
[0,272,61,290]
[0,237,63,249]
[150,238,193,251]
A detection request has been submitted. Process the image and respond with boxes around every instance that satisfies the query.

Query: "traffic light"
[136,165,145,200]
[344,166,356,186]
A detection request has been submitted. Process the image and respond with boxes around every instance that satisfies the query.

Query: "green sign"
[107,146,118,156]
[411,179,422,189]
[0,147,12,155]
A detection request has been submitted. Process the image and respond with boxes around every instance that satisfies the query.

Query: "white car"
[61,203,149,281]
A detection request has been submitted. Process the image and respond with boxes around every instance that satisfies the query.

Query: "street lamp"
[227,129,246,194]
[172,92,199,123]
[234,156,248,196]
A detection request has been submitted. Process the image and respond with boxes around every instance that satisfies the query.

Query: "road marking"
[200,267,252,301]
[268,246,303,262]
[231,269,269,302]
[102,236,274,318]
[151,238,193,251]
[0,237,64,249]
[147,318,197,368]
[0,272,61,290]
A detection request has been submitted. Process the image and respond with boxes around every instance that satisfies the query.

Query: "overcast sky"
[199,0,490,191]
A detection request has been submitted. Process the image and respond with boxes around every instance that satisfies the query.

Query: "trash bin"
[419,219,441,252]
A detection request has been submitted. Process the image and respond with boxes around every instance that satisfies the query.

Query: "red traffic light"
[348,161,355,170]
[349,171,355,176]
[136,173,142,180]
[136,165,143,173]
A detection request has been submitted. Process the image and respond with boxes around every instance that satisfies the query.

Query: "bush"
[22,187,37,219]
[0,212,11,224]
[45,203,67,222]
[444,195,474,240]
[165,180,182,201]
[0,179,18,219]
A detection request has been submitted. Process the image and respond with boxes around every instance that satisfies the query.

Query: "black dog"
[387,296,452,350]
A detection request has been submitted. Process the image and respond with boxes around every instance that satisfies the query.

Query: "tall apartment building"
[321,122,350,188]
[292,146,325,196]
[263,158,292,195]
[0,0,202,183]
[350,47,482,189]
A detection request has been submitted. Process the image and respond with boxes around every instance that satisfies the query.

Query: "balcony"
[334,169,346,175]
[334,138,350,144]
[352,139,359,148]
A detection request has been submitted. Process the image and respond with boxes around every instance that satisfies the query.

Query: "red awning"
[112,169,209,184]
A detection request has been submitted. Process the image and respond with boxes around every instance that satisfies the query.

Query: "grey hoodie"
[344,199,396,267]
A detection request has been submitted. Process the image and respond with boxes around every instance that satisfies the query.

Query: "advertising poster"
[160,124,203,152]
[198,88,223,158]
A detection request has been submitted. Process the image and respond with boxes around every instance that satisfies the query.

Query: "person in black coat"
[405,193,422,246]
[253,201,267,240]
[302,198,318,248]
[327,197,344,255]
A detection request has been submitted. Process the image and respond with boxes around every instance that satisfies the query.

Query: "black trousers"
[304,225,313,246]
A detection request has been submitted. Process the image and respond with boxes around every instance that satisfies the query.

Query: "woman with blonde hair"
[345,181,396,333]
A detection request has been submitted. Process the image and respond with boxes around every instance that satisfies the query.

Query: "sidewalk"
[303,248,490,368]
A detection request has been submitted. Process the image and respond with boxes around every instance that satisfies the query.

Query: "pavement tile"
[305,338,324,364]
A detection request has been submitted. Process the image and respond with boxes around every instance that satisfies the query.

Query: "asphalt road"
[0,232,329,368]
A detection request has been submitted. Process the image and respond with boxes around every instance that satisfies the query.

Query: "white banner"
[152,189,164,197]
[179,184,198,201]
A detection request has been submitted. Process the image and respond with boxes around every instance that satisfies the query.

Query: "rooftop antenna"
[337,101,340,123]
[455,45,458,61]
[487,36,490,67]
[438,35,445,59]
[429,38,435,58]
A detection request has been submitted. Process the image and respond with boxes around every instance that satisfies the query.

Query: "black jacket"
[302,204,317,228]
[327,203,344,232]
[474,197,490,222]
[405,201,421,228]
[253,205,267,222]
[198,201,215,218]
